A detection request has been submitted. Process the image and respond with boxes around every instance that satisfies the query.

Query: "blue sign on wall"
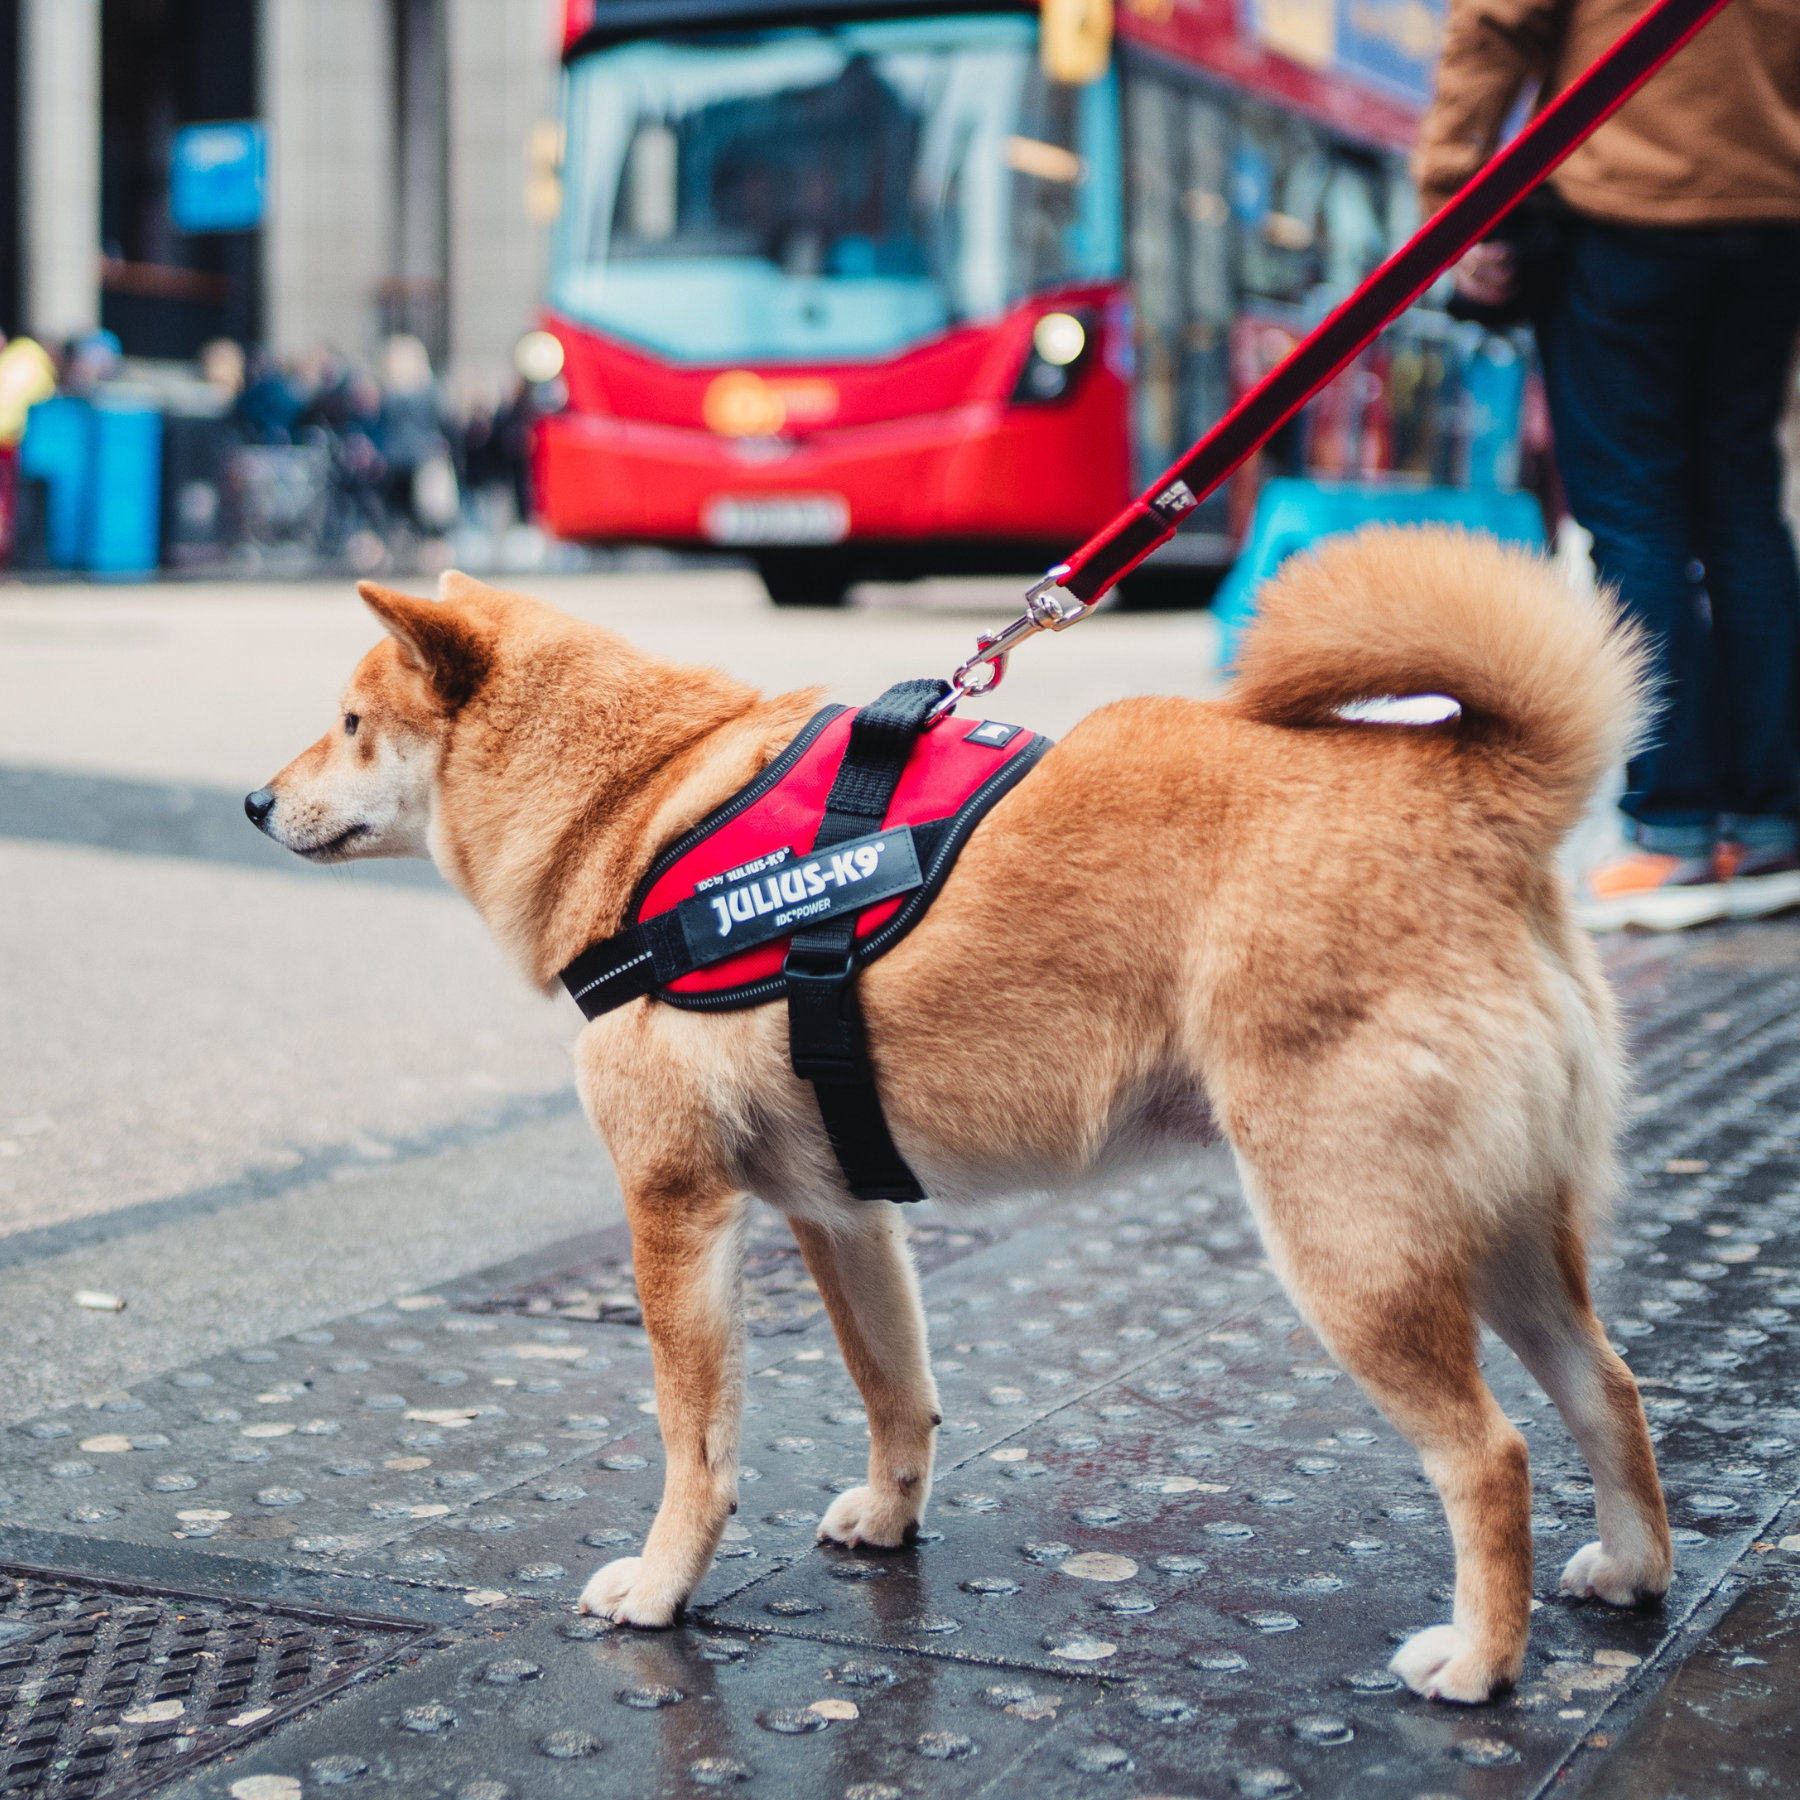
[170,121,266,233]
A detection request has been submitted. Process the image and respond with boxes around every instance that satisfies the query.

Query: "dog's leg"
[1238,1159,1532,1704]
[577,1186,748,1626]
[785,1209,941,1548]
[1477,1204,1672,1608]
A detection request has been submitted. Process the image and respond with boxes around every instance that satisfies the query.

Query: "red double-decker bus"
[534,0,1449,605]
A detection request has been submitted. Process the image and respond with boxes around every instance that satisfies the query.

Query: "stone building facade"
[2,0,561,385]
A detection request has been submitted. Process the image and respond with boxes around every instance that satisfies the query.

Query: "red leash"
[930,0,1736,721]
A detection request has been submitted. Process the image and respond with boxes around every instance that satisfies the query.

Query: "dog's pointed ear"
[437,567,496,607]
[358,581,493,710]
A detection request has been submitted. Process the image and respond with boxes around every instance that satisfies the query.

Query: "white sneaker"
[1719,845,1800,921]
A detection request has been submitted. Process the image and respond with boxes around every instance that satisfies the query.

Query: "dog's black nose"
[245,789,276,828]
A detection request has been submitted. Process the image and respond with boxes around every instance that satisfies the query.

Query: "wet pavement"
[1,920,1799,1796]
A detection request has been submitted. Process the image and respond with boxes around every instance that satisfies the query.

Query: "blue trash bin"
[19,395,94,570]
[18,394,164,575]
[87,398,163,575]
[1209,478,1547,667]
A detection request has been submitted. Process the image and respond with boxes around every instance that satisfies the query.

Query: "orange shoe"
[1572,846,1727,932]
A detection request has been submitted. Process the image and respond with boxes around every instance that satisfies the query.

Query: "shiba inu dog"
[247,527,1666,1703]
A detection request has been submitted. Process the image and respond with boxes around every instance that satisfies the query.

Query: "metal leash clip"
[926,564,1096,725]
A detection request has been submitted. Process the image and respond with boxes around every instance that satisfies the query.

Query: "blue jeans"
[1535,217,1800,859]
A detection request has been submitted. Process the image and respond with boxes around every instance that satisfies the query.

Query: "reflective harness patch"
[681,827,920,963]
[559,680,1051,1200]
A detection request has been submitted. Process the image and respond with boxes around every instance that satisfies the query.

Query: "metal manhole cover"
[0,1564,424,1798]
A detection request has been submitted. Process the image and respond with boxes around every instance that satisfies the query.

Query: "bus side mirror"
[1040,0,1113,84]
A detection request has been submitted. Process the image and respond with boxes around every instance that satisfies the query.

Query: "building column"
[22,0,99,339]
[259,0,392,361]
[445,0,560,387]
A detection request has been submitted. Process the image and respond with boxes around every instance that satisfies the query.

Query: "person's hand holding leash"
[1453,240,1519,306]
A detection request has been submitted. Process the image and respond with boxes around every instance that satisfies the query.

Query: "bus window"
[1179,92,1232,476]
[1008,62,1121,301]
[1126,72,1181,479]
[554,15,1122,364]
[1181,94,1231,329]
[1320,160,1385,292]
[1124,69,1233,501]
[1237,103,1329,304]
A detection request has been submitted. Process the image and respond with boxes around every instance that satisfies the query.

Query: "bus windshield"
[554,14,1121,364]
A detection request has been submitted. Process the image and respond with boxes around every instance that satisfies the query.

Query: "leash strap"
[785,678,950,1203]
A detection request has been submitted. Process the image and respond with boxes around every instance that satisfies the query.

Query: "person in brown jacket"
[1415,0,1800,932]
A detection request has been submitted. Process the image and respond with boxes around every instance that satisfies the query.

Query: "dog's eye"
[344,714,360,736]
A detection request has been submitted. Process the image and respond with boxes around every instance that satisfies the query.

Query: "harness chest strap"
[558,681,1051,1201]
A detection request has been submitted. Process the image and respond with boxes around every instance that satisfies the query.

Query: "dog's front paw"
[818,1486,920,1549]
[1560,1539,1670,1606]
[1389,1624,1510,1704]
[576,1556,686,1627]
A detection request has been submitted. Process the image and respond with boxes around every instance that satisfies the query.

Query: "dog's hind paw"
[1560,1539,1670,1606]
[818,1486,920,1550]
[577,1556,684,1627]
[1388,1624,1510,1704]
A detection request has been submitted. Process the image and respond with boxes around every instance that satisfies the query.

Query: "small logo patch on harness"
[677,825,923,965]
[694,845,792,894]
[967,720,1023,749]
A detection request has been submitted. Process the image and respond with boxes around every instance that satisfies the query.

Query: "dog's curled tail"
[1227,525,1649,854]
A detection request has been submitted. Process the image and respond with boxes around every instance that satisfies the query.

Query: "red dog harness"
[559,680,1050,1200]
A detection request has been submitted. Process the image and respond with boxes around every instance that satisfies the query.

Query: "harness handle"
[928,0,1735,725]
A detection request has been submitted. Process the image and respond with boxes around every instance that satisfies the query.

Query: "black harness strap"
[783,679,948,1203]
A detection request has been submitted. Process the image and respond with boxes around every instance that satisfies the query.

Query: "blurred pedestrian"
[495,379,543,526]
[294,350,390,565]
[1416,0,1800,930]
[378,334,460,537]
[458,372,540,529]
[235,347,303,444]
[61,329,121,394]
[0,335,56,563]
[199,338,246,408]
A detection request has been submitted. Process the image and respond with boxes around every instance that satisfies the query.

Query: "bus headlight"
[514,330,566,384]
[1013,309,1093,403]
[1033,312,1086,366]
